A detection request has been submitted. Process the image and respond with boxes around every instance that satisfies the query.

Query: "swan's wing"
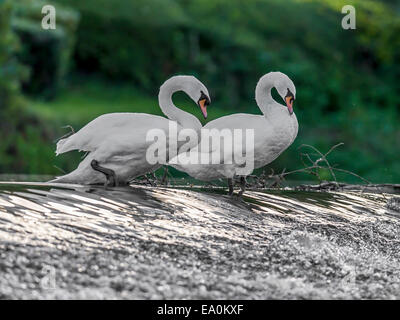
[170,114,264,177]
[185,114,268,177]
[200,114,268,153]
[53,130,164,184]
[290,113,299,145]
[56,113,168,155]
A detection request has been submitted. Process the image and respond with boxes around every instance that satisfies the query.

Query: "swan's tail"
[49,172,82,184]
[49,170,104,185]
[56,139,66,156]
[49,155,105,185]
[56,135,78,156]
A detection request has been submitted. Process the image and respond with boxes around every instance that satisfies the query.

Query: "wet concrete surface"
[0,182,399,299]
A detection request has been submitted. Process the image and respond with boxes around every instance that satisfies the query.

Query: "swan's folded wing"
[55,113,169,155]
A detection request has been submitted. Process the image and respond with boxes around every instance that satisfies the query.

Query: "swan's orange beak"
[198,98,209,119]
[285,96,294,115]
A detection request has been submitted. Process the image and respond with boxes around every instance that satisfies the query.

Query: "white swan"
[51,75,210,185]
[170,71,298,196]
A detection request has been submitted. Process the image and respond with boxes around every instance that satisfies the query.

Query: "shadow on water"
[0,180,400,299]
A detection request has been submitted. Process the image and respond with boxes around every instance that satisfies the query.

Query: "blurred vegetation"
[0,0,399,183]
[12,0,79,97]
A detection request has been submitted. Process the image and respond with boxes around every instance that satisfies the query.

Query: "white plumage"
[170,72,298,193]
[51,76,210,185]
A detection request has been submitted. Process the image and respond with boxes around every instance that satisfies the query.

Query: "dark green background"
[0,0,399,183]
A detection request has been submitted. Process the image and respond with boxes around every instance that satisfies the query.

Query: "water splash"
[0,181,399,299]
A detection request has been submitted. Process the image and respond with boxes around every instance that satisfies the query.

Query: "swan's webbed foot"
[227,177,246,201]
[237,176,246,198]
[227,178,234,196]
[160,166,169,185]
[144,173,157,187]
[90,160,118,187]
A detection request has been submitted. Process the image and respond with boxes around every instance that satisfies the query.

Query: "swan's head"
[161,75,211,119]
[197,90,211,119]
[183,76,211,119]
[271,72,296,115]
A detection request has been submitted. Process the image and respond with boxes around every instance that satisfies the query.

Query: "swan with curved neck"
[51,75,210,185]
[159,75,209,132]
[170,71,298,196]
[256,71,296,117]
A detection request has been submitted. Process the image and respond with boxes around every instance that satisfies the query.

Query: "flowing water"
[0,181,399,299]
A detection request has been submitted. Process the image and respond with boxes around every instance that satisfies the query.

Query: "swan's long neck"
[158,81,201,132]
[255,73,280,117]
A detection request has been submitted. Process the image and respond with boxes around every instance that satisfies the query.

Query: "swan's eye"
[198,91,210,119]
[198,91,210,106]
[285,88,294,102]
[285,88,295,115]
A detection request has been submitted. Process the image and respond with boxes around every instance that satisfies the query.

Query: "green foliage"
[53,0,189,90]
[0,0,399,182]
[0,0,59,175]
[11,0,79,98]
[53,0,400,107]
[54,0,399,183]
[0,0,25,111]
